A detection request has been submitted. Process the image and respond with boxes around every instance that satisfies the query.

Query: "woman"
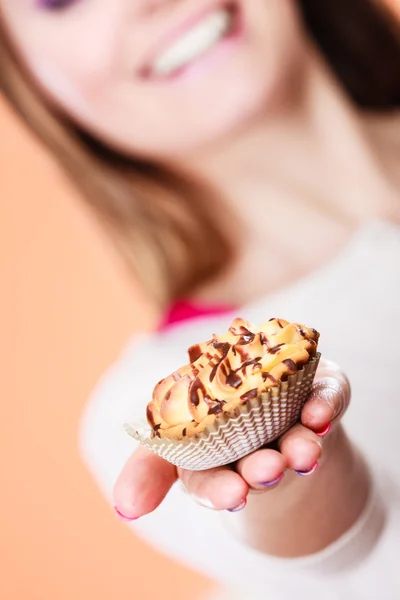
[1,0,400,598]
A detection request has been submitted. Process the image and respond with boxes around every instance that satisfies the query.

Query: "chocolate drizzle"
[238,333,256,345]
[226,371,243,389]
[229,323,253,336]
[234,344,250,361]
[189,378,207,407]
[146,405,157,429]
[209,362,219,383]
[220,362,229,378]
[269,343,284,354]
[269,318,284,328]
[213,341,231,354]
[208,401,226,416]
[262,372,277,384]
[234,344,250,362]
[209,342,231,383]
[283,359,297,371]
[240,388,258,402]
[188,344,203,363]
[241,357,262,373]
[223,356,262,389]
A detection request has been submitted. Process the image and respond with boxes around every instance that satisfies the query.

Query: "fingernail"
[114,506,139,522]
[316,423,331,438]
[227,498,247,513]
[259,473,284,487]
[294,462,319,477]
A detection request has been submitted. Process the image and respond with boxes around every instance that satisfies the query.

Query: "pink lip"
[140,1,241,81]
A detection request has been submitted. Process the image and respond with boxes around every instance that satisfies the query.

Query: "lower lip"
[143,4,245,84]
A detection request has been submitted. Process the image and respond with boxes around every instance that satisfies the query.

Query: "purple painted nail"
[227,498,247,513]
[294,462,319,477]
[114,506,139,522]
[259,473,284,487]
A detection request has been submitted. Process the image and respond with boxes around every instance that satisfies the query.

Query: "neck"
[182,48,393,225]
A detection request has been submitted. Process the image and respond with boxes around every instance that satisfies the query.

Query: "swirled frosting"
[147,318,319,439]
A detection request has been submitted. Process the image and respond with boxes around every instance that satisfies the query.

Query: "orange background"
[1,3,399,598]
[0,97,211,600]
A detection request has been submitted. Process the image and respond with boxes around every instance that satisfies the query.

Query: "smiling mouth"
[141,2,241,80]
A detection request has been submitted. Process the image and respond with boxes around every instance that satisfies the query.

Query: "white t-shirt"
[81,220,400,599]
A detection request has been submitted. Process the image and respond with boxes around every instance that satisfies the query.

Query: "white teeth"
[152,9,232,77]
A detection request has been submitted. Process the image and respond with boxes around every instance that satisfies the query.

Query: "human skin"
[3,0,399,556]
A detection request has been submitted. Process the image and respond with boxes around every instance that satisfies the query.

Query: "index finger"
[114,446,177,521]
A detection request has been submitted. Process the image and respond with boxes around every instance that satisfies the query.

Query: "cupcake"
[125,318,321,471]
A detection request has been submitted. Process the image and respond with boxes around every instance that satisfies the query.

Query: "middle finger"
[178,465,249,511]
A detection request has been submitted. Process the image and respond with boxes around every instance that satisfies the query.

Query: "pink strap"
[160,299,234,330]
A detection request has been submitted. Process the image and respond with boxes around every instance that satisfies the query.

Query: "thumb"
[301,358,351,432]
[114,446,177,520]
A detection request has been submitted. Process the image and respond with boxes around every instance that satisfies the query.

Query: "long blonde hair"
[1,0,400,307]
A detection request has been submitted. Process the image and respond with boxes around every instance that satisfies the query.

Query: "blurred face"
[1,0,306,160]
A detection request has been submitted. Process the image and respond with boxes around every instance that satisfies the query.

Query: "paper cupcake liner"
[125,353,321,471]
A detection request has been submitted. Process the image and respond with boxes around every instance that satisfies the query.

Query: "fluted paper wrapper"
[125,353,320,471]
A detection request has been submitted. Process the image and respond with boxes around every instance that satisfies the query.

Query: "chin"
[156,64,287,159]
[189,87,272,153]
[136,45,303,159]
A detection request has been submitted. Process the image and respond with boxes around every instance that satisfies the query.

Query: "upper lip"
[139,0,234,77]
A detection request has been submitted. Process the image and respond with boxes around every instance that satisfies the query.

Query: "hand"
[114,358,351,520]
